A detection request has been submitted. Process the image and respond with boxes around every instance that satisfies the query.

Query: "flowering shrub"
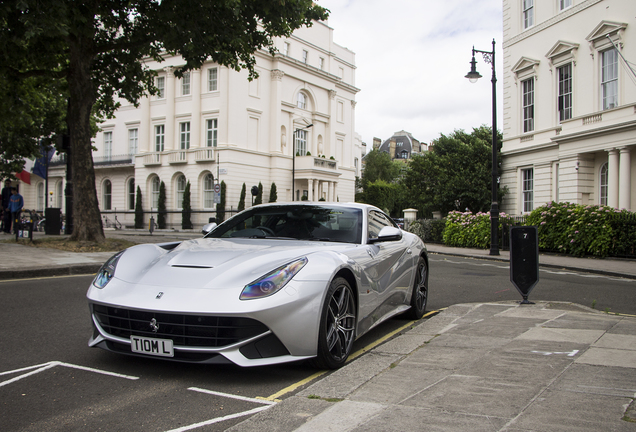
[443,211,518,249]
[526,202,635,257]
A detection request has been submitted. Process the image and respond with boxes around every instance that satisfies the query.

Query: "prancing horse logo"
[149,318,159,333]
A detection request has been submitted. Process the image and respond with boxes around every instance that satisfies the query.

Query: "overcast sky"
[317,0,504,147]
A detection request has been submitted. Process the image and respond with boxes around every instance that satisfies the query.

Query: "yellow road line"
[261,309,444,401]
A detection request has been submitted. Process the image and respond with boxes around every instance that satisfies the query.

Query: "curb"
[0,264,102,281]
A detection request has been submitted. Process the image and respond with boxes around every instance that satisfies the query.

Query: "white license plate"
[130,335,174,357]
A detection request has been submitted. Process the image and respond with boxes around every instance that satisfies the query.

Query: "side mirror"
[202,222,217,235]
[368,226,402,244]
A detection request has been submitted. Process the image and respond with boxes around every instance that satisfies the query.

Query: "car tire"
[312,277,356,370]
[405,257,428,320]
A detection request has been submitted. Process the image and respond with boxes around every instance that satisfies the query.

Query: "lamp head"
[465,55,482,83]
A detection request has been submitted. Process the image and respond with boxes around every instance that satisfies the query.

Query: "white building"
[501,0,635,214]
[20,19,362,229]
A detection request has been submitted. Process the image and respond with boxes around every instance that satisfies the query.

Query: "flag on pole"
[33,145,55,179]
[15,159,34,185]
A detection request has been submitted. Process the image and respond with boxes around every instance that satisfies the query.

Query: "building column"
[308,178,314,201]
[165,67,176,151]
[619,147,631,210]
[140,96,150,153]
[608,149,619,208]
[327,182,333,202]
[191,69,201,147]
[333,182,338,202]
[270,68,284,153]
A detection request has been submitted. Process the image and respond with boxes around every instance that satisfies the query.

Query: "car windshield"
[206,205,363,243]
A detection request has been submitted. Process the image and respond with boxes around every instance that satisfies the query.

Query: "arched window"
[37,183,45,211]
[176,175,186,209]
[103,180,112,210]
[204,174,215,209]
[297,92,306,109]
[600,163,608,206]
[128,178,136,210]
[152,177,160,210]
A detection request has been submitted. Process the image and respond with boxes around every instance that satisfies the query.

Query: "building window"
[559,0,572,11]
[297,92,306,109]
[302,49,308,64]
[208,67,218,92]
[156,76,165,99]
[103,180,112,210]
[319,57,324,70]
[557,63,572,122]
[601,49,618,110]
[522,0,534,29]
[400,150,409,159]
[180,122,190,149]
[104,131,112,160]
[283,42,290,56]
[37,182,44,211]
[522,78,534,133]
[181,72,190,96]
[600,163,608,206]
[337,101,344,122]
[204,173,214,208]
[128,178,135,210]
[56,181,63,208]
[295,129,308,156]
[155,125,165,152]
[206,119,218,147]
[176,175,186,209]
[152,177,160,210]
[522,168,534,213]
[128,128,138,155]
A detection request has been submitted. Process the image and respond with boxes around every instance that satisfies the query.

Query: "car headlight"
[92,251,125,289]
[240,257,308,300]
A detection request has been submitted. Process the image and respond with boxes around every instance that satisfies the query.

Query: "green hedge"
[442,211,519,249]
[526,202,636,257]
[407,219,446,243]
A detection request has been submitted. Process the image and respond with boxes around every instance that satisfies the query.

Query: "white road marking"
[531,349,579,357]
[429,257,634,282]
[188,387,276,405]
[164,405,274,432]
[0,361,139,388]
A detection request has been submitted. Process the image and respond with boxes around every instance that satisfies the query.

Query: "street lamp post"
[292,123,313,201]
[465,39,499,256]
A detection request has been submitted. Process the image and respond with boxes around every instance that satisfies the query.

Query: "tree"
[356,149,403,211]
[401,126,505,218]
[181,181,192,230]
[253,182,263,206]
[157,181,167,229]
[216,181,226,223]
[238,183,246,212]
[269,183,277,203]
[0,0,328,241]
[134,186,144,229]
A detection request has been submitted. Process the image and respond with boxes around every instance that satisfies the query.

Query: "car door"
[358,210,413,330]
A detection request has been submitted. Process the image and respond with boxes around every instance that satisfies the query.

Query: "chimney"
[390,138,396,159]
[373,137,381,150]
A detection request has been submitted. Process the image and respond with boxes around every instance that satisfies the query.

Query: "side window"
[368,210,394,238]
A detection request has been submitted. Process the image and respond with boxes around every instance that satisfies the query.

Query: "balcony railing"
[93,154,133,166]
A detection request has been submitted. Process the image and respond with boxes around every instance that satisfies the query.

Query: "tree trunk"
[67,33,105,242]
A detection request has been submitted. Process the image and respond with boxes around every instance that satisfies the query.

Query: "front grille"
[92,304,269,348]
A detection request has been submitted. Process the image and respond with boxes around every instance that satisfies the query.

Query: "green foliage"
[181,181,192,230]
[157,181,166,229]
[363,180,402,215]
[238,183,246,212]
[134,186,144,229]
[253,182,263,206]
[358,150,402,191]
[401,126,505,218]
[216,181,226,223]
[269,183,277,203]
[526,202,635,257]
[407,219,446,243]
[443,211,517,249]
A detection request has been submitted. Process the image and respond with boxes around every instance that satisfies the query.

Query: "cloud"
[317,0,503,146]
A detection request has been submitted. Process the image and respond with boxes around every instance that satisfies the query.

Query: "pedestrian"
[8,187,24,234]
[1,179,12,234]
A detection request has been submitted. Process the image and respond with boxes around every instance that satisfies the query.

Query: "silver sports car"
[87,202,429,369]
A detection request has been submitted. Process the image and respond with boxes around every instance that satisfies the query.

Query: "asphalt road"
[1,255,634,431]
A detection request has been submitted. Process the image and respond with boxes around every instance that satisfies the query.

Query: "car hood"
[112,237,356,289]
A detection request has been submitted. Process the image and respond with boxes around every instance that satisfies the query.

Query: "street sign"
[213,192,221,204]
[510,226,539,304]
[214,183,221,193]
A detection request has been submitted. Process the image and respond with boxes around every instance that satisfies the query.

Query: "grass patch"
[306,395,343,403]
[4,237,137,253]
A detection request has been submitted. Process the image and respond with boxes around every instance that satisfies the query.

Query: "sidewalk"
[1,230,635,431]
